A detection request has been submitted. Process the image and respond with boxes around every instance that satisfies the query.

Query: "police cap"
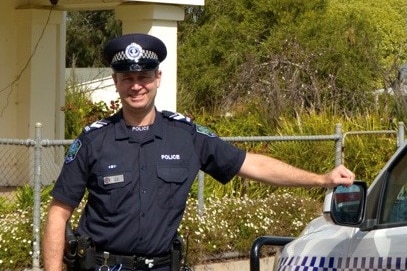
[103,33,167,73]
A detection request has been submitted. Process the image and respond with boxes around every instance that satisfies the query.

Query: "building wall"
[0,3,66,140]
[0,0,19,138]
[0,1,201,186]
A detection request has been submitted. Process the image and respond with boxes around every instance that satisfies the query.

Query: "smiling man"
[43,33,355,271]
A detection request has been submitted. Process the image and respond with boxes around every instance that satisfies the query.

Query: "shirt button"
[142,190,146,194]
[141,213,145,217]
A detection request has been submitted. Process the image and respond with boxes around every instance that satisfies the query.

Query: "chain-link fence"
[0,124,74,271]
[0,122,405,270]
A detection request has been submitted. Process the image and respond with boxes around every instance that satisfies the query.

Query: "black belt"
[95,251,171,270]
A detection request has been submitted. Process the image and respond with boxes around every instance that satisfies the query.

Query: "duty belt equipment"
[64,222,185,271]
[96,251,171,270]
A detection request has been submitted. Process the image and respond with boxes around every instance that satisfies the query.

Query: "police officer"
[43,33,355,271]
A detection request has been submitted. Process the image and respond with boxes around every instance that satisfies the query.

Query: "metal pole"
[335,123,343,166]
[324,123,344,213]
[398,122,405,148]
[197,171,205,217]
[32,123,42,271]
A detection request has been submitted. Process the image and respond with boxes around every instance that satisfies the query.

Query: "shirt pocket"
[95,171,134,215]
[156,166,189,209]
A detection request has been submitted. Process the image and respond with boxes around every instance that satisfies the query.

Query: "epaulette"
[162,110,217,137]
[162,110,192,125]
[83,119,110,133]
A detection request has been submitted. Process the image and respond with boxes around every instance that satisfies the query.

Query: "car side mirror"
[330,182,367,225]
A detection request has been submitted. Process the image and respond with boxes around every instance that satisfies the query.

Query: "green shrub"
[191,110,400,200]
[179,192,321,265]
[0,208,33,269]
[63,79,120,139]
[0,187,320,269]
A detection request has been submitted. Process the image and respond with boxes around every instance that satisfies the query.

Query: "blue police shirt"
[52,110,246,256]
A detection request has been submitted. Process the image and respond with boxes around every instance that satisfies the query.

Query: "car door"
[346,147,407,269]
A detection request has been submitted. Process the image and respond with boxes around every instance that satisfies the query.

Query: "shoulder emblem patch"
[65,139,82,164]
[196,124,217,137]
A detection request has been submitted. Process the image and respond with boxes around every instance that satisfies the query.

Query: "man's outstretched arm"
[238,152,355,188]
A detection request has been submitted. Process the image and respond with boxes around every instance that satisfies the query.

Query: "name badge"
[103,174,124,185]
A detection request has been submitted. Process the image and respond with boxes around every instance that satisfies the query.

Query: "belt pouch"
[78,247,96,270]
[170,236,183,271]
[77,236,96,270]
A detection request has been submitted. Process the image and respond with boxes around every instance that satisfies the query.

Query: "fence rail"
[0,122,405,270]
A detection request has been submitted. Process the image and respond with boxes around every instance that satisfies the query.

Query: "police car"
[251,142,407,271]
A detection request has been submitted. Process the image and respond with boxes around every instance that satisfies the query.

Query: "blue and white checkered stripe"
[112,49,158,63]
[277,256,407,271]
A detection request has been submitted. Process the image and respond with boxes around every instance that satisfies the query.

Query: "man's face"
[113,70,161,114]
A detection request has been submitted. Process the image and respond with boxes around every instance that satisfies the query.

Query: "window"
[380,150,407,224]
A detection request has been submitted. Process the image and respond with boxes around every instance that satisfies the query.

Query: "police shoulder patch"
[162,110,192,124]
[65,139,82,164]
[83,119,109,133]
[196,124,217,137]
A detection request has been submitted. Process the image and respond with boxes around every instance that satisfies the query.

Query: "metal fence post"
[32,123,42,271]
[323,123,343,214]
[398,122,405,148]
[335,123,343,166]
[197,171,205,217]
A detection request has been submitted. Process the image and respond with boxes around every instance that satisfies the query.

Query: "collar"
[113,109,164,141]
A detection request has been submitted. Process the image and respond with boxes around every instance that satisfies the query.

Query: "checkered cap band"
[111,49,158,64]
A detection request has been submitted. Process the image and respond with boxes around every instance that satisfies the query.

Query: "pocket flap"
[157,166,188,184]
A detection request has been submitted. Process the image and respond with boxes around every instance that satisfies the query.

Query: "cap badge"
[125,42,143,61]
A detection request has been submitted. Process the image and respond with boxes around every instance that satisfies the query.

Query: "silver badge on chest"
[103,174,124,185]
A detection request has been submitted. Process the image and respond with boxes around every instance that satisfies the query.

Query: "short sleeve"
[194,129,246,184]
[51,136,89,208]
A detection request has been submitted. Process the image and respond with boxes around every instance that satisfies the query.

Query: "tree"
[177,0,407,122]
[66,10,121,68]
